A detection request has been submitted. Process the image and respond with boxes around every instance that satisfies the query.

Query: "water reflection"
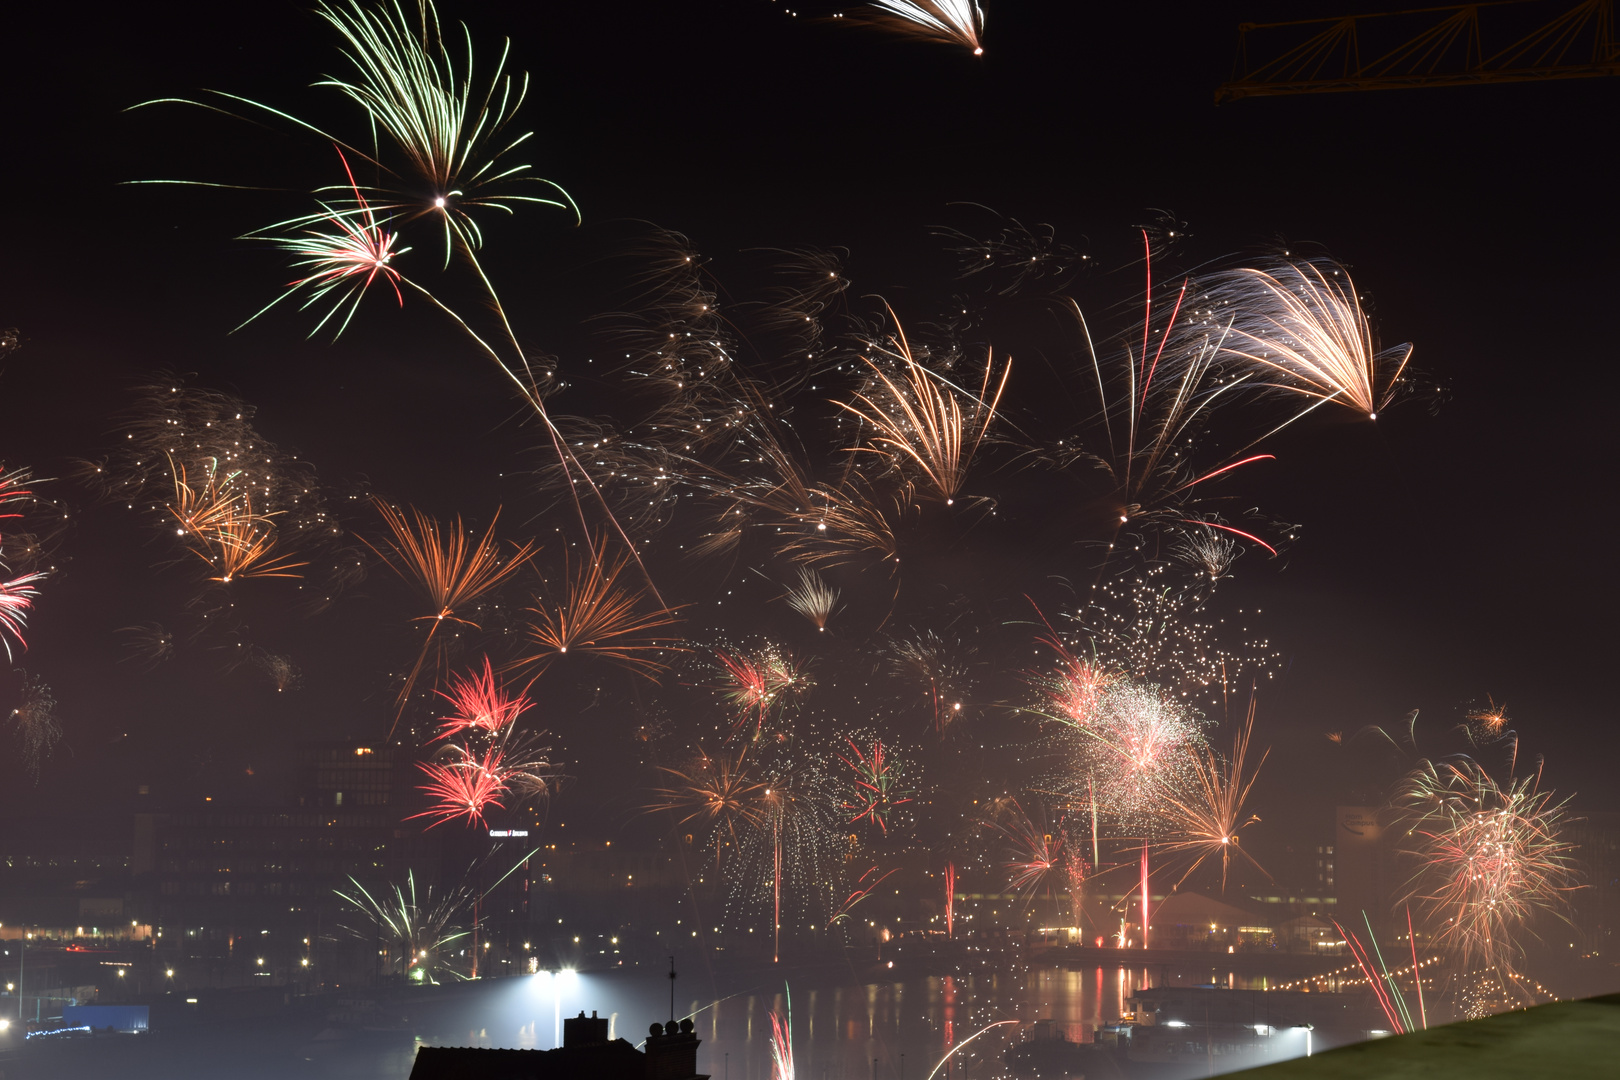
[694,963,1278,1079]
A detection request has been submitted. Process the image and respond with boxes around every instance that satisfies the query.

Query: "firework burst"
[865,1,986,55]
[364,500,534,723]
[1038,234,1286,551]
[839,736,914,835]
[434,656,531,739]
[644,746,768,857]
[336,871,470,983]
[1056,680,1208,834]
[520,541,684,679]
[243,150,407,337]
[0,572,45,661]
[1172,523,1242,585]
[837,317,1009,507]
[1152,699,1270,891]
[187,496,310,583]
[1026,604,1119,729]
[1394,757,1576,971]
[783,567,842,631]
[1195,256,1413,421]
[8,672,63,782]
[884,628,974,733]
[986,798,1066,898]
[409,745,512,829]
[715,645,812,739]
[310,0,578,254]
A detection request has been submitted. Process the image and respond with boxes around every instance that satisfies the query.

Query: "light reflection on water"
[686,963,1279,1080]
[10,962,1311,1079]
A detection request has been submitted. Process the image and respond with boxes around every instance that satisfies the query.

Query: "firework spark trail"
[1393,756,1577,972]
[924,1021,1019,1080]
[769,990,795,1080]
[839,736,914,834]
[1152,695,1271,891]
[520,540,684,680]
[866,1,986,55]
[943,862,956,937]
[1408,905,1428,1030]
[1194,256,1413,421]
[826,865,898,927]
[837,316,1009,507]
[1333,917,1410,1033]
[363,500,535,728]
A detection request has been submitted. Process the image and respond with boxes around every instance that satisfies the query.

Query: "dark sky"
[2,0,1617,836]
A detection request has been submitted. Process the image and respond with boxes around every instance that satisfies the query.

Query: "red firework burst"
[433,656,530,739]
[409,745,510,829]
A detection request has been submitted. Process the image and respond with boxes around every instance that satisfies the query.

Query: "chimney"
[563,1009,609,1049]
[644,1018,705,1080]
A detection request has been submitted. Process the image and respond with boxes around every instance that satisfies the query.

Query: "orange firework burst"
[1153,699,1271,891]
[520,540,683,679]
[1466,695,1511,738]
[167,454,307,583]
[167,455,256,540]
[644,746,767,856]
[364,499,535,727]
[187,495,308,584]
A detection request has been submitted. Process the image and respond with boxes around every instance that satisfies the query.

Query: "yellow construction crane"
[1216,0,1619,102]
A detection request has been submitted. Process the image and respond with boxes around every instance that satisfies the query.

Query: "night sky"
[3,0,1617,848]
